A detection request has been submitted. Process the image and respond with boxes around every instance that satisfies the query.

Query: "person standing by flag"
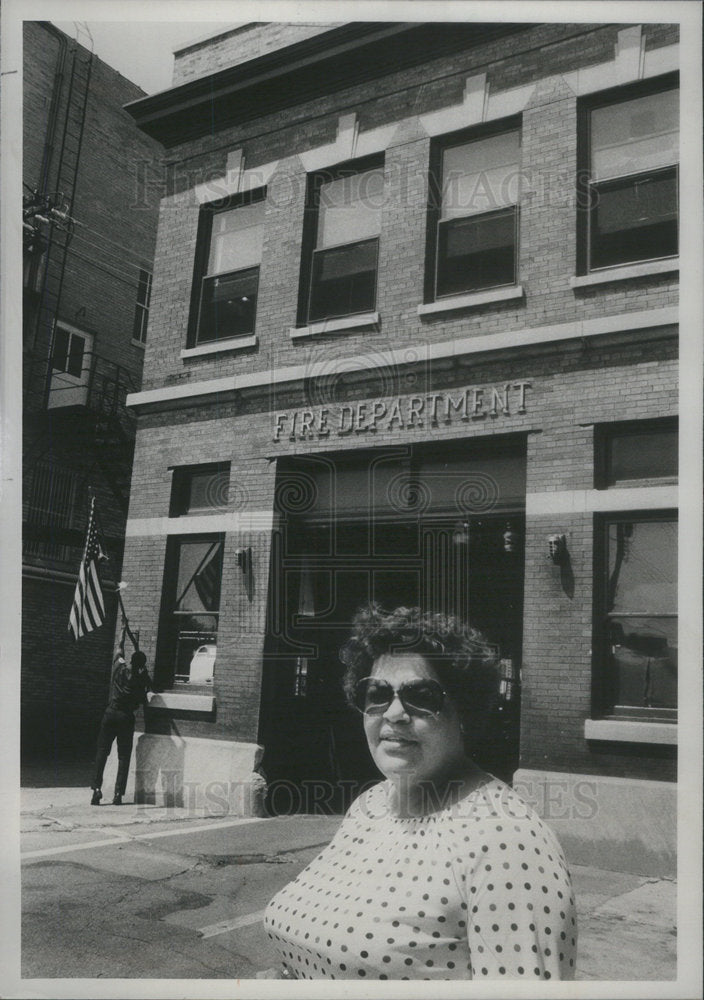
[68,493,152,804]
[90,621,153,805]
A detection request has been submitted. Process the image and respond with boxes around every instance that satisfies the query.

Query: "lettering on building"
[273,383,532,443]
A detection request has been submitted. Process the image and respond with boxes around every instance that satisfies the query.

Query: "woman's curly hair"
[340,604,499,754]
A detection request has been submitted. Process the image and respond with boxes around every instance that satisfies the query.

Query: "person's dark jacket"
[108,655,152,714]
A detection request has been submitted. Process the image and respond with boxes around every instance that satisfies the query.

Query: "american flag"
[68,496,106,640]
[193,540,223,611]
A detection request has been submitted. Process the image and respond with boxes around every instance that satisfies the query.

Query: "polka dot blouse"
[264,776,577,980]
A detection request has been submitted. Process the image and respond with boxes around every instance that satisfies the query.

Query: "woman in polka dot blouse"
[263,605,577,981]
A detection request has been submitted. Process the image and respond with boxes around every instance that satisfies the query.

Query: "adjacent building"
[124,21,679,871]
[22,22,162,758]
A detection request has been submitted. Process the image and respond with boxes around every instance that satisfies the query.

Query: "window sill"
[570,258,678,288]
[147,692,215,713]
[584,718,677,745]
[131,338,146,350]
[289,311,379,339]
[181,335,257,359]
[417,285,524,316]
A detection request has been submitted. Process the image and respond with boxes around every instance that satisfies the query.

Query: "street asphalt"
[16,757,678,985]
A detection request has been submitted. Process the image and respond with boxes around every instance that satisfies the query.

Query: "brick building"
[22,22,162,756]
[124,21,679,871]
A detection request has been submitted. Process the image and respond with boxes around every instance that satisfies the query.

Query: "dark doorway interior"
[260,513,524,813]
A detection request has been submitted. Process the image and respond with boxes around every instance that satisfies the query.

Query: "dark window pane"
[52,326,70,371]
[308,238,377,322]
[607,520,677,614]
[437,207,516,297]
[198,267,259,342]
[608,428,678,484]
[171,463,231,516]
[132,269,152,343]
[590,167,678,269]
[132,306,146,343]
[187,467,230,511]
[66,334,85,378]
[608,616,677,710]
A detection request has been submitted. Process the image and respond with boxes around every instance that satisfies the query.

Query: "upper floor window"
[52,324,85,378]
[428,123,521,300]
[132,268,152,345]
[170,463,231,516]
[190,192,265,345]
[300,158,384,324]
[23,460,82,563]
[580,77,679,272]
[594,418,678,488]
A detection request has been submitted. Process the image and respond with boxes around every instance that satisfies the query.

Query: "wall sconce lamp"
[547,533,567,565]
[236,546,253,600]
[503,522,519,553]
[453,520,470,546]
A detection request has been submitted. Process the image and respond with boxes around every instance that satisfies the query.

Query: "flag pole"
[89,487,140,651]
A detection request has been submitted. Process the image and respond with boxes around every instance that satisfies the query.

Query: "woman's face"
[362,652,466,786]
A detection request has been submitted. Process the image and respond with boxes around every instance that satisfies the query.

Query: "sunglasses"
[353,676,446,718]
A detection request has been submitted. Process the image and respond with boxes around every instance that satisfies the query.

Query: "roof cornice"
[124,21,526,146]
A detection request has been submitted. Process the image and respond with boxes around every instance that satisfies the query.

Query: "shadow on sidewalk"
[21,752,93,788]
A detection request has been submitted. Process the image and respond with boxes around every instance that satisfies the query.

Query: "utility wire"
[71,217,156,265]
[67,247,146,288]
[70,230,152,276]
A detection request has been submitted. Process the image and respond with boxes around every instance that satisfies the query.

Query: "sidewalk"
[20,759,677,982]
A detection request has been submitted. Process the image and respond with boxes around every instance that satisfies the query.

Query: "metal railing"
[24,347,139,423]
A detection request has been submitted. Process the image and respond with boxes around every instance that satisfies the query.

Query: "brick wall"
[21,579,118,756]
[123,20,680,782]
[23,22,163,377]
[172,22,344,85]
[139,21,678,393]
[124,329,678,776]
[22,23,163,760]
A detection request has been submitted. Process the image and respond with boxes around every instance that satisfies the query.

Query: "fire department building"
[123,21,680,872]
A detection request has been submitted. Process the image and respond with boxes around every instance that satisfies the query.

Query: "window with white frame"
[190,192,265,345]
[429,122,521,300]
[301,158,384,324]
[581,77,679,272]
[52,324,86,378]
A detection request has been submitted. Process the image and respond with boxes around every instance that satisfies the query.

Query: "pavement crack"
[203,840,332,868]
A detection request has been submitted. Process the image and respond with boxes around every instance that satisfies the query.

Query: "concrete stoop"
[132,733,267,815]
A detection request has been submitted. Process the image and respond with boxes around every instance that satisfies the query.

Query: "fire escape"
[23,24,137,568]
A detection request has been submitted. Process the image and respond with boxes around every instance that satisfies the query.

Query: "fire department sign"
[273,382,532,443]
